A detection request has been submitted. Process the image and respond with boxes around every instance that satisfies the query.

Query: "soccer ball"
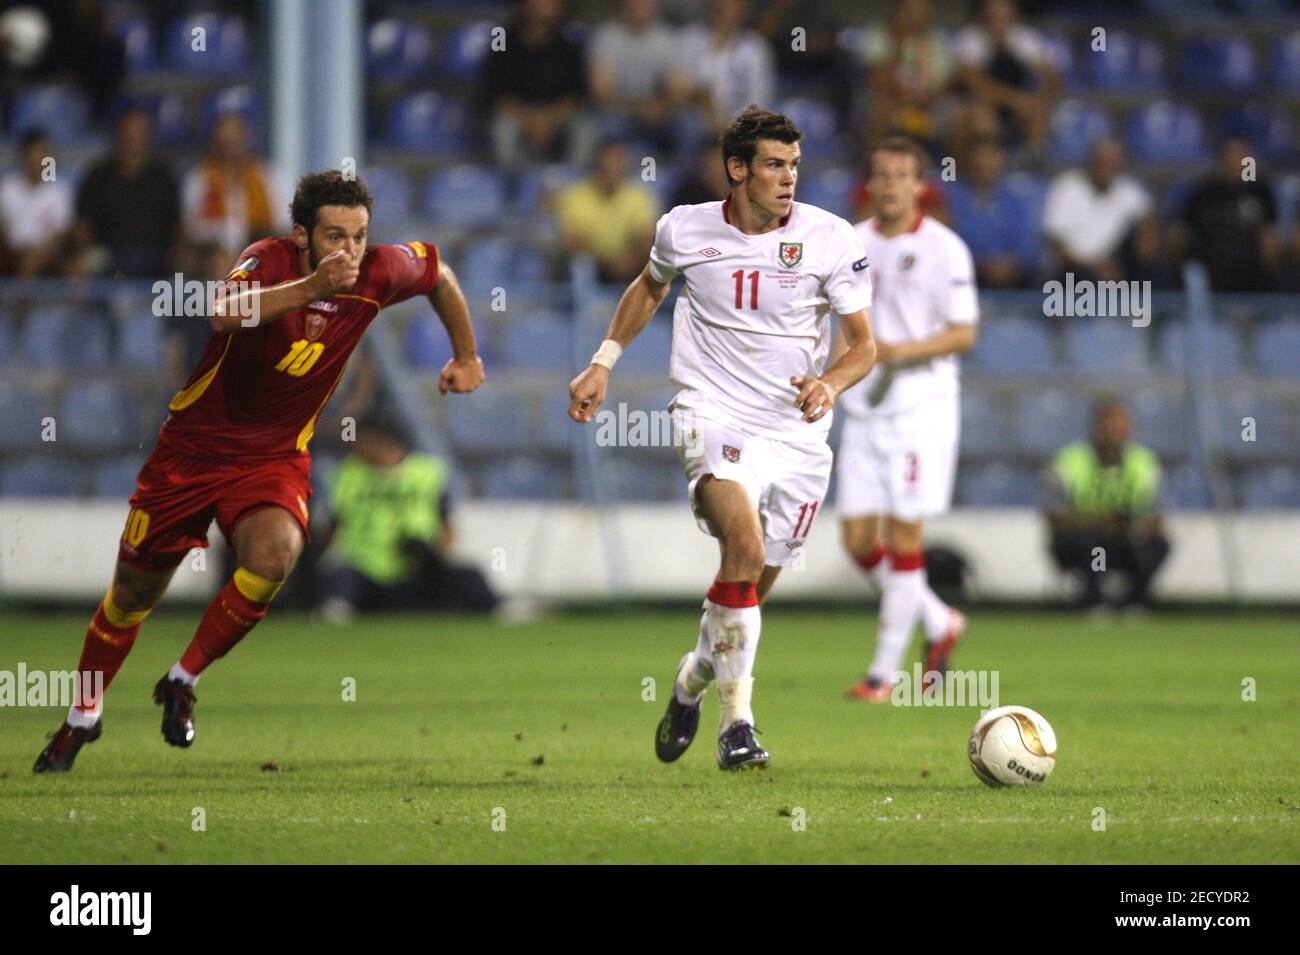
[968,705,1056,787]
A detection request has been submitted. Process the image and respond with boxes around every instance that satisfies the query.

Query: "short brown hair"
[869,135,928,178]
[721,105,803,188]
[290,170,374,233]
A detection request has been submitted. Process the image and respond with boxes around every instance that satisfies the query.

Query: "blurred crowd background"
[0,0,1297,549]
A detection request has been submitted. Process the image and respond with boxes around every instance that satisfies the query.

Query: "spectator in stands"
[952,0,1059,152]
[557,140,658,284]
[182,112,284,259]
[482,0,594,171]
[316,413,499,619]
[670,141,730,208]
[946,134,1038,288]
[855,0,955,154]
[754,0,847,111]
[1172,136,1282,293]
[587,0,694,159]
[1043,138,1162,284]
[678,0,774,132]
[0,128,72,276]
[1043,397,1170,612]
[27,0,125,120]
[72,107,179,278]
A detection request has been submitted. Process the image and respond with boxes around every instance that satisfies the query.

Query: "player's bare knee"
[241,535,301,582]
[722,530,766,579]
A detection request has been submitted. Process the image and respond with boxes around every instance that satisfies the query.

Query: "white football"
[968,705,1056,787]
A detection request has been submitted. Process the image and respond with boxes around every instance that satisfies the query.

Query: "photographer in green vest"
[317,412,499,619]
[1043,397,1171,610]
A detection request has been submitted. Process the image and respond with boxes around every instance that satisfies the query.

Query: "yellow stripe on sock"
[103,589,151,628]
[233,568,284,604]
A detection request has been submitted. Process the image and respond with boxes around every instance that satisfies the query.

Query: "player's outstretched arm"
[791,308,877,423]
[567,263,671,423]
[210,250,358,334]
[427,260,484,395]
[876,321,977,367]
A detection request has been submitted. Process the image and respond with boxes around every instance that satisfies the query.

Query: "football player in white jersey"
[837,136,980,702]
[568,106,877,770]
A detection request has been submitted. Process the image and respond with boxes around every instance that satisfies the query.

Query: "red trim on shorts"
[706,579,759,608]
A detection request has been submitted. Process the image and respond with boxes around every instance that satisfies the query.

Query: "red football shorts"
[117,444,313,571]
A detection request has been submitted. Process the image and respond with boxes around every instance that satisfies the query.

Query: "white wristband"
[591,339,623,370]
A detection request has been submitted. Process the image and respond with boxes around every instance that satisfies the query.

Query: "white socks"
[857,545,951,644]
[676,581,762,731]
[868,554,926,683]
[168,661,199,686]
[66,702,100,728]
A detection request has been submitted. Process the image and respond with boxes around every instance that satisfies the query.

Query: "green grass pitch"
[1,608,1296,864]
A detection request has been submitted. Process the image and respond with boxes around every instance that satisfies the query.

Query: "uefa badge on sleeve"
[778,242,803,269]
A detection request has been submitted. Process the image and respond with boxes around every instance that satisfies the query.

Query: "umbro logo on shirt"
[699,248,721,257]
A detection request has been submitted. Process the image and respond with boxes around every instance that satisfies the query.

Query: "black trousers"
[322,555,500,615]
[1049,528,1171,608]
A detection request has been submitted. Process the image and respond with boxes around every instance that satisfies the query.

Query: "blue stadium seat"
[1158,322,1243,376]
[497,313,572,370]
[360,165,413,218]
[606,456,678,502]
[368,19,435,82]
[1165,464,1211,509]
[1240,466,1300,509]
[1218,105,1297,163]
[535,391,580,452]
[1217,389,1288,459]
[116,312,165,370]
[12,85,92,144]
[115,14,157,73]
[444,386,530,453]
[59,381,139,451]
[614,315,672,372]
[776,98,838,159]
[481,457,568,500]
[167,14,249,73]
[425,166,506,228]
[1012,387,1089,455]
[796,166,854,219]
[1252,319,1300,378]
[458,236,514,291]
[1270,32,1300,92]
[509,164,584,219]
[384,91,469,152]
[90,455,146,498]
[441,21,495,82]
[958,463,1039,507]
[0,308,11,366]
[0,455,79,497]
[1063,321,1150,377]
[969,315,1055,375]
[1038,31,1075,89]
[1130,387,1190,458]
[0,382,49,450]
[149,91,191,146]
[23,307,112,369]
[1181,36,1255,90]
[1085,31,1164,90]
[1049,100,1111,164]
[959,390,1010,457]
[1127,102,1206,163]
[406,314,455,370]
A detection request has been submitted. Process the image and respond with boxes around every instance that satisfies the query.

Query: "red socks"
[854,544,888,575]
[179,572,279,677]
[706,579,759,608]
[74,600,142,712]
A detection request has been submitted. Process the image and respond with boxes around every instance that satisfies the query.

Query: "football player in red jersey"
[34,170,485,772]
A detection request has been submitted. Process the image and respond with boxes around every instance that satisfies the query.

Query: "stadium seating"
[368,19,436,82]
[1085,31,1164,91]
[1271,31,1300,92]
[1252,320,1300,378]
[22,307,111,370]
[114,13,157,73]
[0,381,48,450]
[1049,99,1112,163]
[969,315,1056,375]
[480,456,570,500]
[90,455,147,498]
[611,314,672,372]
[1129,386,1191,457]
[1216,389,1289,458]
[958,462,1040,508]
[1127,101,1206,163]
[115,312,166,370]
[1062,321,1151,377]
[1240,465,1300,509]
[443,385,530,453]
[1158,322,1244,377]
[0,455,80,497]
[1012,386,1091,455]
[440,21,494,82]
[383,91,470,152]
[496,313,573,370]
[959,389,1011,457]
[58,381,141,451]
[1218,104,1297,163]
[12,85,92,145]
[1180,36,1256,90]
[1165,464,1213,509]
[425,166,506,228]
[166,14,250,74]
[795,167,855,220]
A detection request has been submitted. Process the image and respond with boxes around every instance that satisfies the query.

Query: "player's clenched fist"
[568,364,609,423]
[791,375,838,423]
[439,355,484,395]
[310,249,360,297]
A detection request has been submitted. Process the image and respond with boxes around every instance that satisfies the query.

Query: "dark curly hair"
[290,170,374,233]
[720,105,803,188]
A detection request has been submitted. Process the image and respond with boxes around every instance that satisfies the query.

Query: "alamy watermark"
[1043,273,1151,328]
[594,403,703,456]
[0,665,102,708]
[889,664,999,708]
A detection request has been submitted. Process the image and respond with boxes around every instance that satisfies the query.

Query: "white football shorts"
[835,394,960,521]
[671,406,833,568]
